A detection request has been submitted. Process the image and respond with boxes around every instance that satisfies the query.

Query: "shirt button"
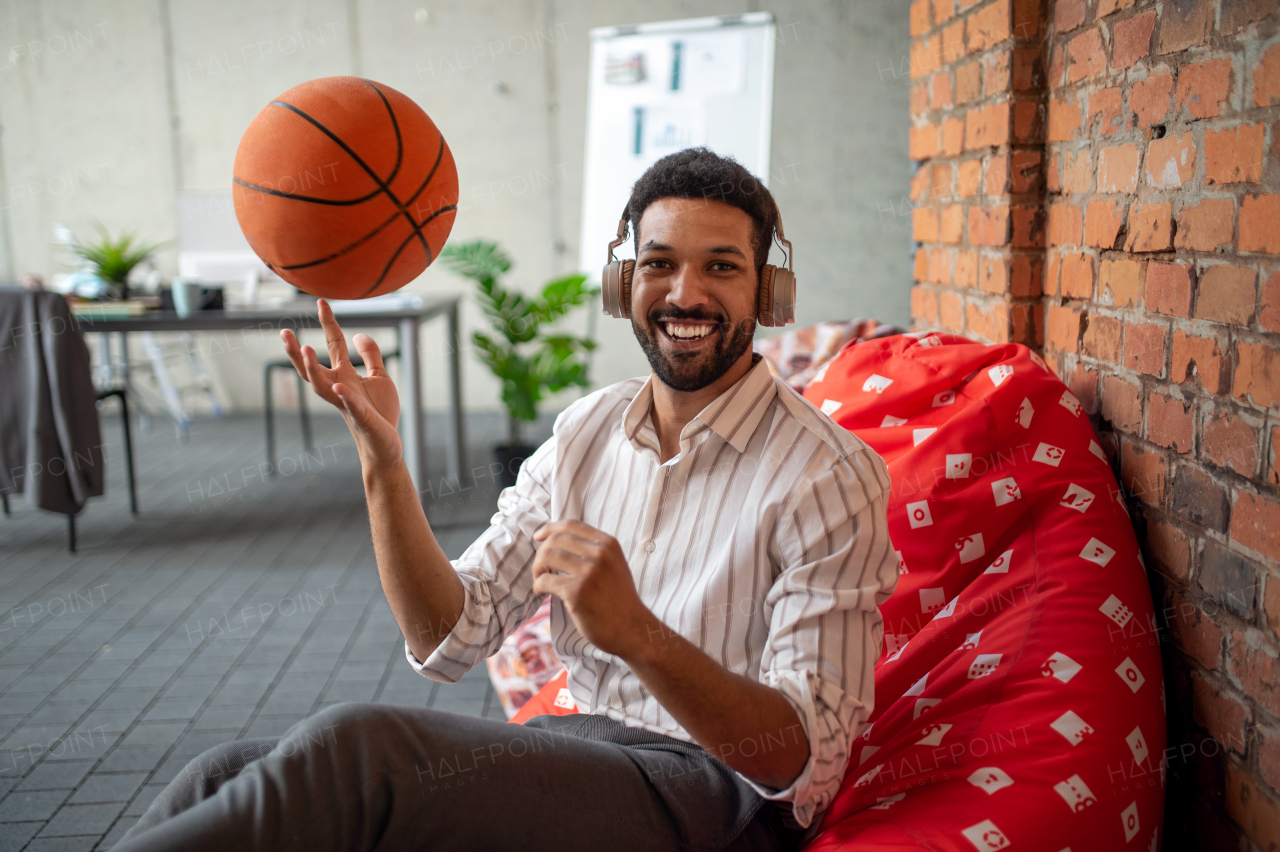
[644,540,656,553]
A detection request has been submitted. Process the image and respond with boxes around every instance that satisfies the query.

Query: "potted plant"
[441,240,598,488]
[62,224,169,301]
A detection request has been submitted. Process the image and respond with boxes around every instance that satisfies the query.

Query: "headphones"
[600,205,797,327]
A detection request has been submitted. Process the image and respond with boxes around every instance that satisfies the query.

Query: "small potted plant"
[62,224,169,301]
[441,240,598,487]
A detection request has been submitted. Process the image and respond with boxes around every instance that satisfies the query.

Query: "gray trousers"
[112,703,801,852]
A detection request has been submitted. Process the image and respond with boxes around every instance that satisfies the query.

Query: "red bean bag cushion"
[801,333,1165,851]
[509,333,1165,852]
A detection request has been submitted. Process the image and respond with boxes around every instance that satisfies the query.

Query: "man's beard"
[632,306,756,392]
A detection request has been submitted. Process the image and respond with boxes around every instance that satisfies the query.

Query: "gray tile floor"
[0,408,539,851]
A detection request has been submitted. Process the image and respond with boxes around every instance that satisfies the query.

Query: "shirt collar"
[622,355,777,457]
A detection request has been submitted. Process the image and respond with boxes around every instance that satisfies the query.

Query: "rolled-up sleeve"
[406,435,556,683]
[742,447,898,828]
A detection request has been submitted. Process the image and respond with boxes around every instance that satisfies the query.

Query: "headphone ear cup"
[757,265,776,326]
[601,259,635,319]
[769,267,796,326]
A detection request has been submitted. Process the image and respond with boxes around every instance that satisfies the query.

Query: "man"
[117,148,897,851]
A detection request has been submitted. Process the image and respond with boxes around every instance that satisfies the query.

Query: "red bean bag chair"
[509,333,1166,852]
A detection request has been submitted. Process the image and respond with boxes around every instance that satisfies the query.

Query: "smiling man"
[115,148,897,852]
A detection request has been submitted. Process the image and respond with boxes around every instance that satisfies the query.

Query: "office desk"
[76,297,465,499]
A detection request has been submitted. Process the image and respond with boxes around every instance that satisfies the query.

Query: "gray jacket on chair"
[0,288,105,515]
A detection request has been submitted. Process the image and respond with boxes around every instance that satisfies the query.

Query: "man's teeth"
[663,322,714,339]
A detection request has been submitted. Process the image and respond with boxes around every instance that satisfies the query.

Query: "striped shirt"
[408,356,898,827]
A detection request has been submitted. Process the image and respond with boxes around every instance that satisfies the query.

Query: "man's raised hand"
[280,299,403,471]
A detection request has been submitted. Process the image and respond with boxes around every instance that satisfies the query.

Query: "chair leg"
[264,365,277,476]
[118,392,138,516]
[67,513,76,554]
[2,493,8,516]
[298,372,313,452]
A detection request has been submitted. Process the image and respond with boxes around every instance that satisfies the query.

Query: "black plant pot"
[494,443,536,489]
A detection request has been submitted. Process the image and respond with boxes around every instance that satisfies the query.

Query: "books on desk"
[326,293,425,314]
[70,300,150,319]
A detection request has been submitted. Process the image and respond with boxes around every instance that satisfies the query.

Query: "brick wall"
[909,0,1280,848]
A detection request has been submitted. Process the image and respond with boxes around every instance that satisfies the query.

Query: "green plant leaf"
[65,223,170,286]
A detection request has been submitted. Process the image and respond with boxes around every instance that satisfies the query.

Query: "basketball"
[232,76,458,300]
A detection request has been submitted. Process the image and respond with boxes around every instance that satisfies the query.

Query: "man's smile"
[656,319,720,351]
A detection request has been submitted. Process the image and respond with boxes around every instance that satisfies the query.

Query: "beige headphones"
[600,206,797,327]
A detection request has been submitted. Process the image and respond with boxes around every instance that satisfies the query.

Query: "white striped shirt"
[408,356,898,827]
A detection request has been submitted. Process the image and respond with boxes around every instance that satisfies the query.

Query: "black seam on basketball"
[281,135,449,272]
[363,80,404,188]
[232,176,384,206]
[279,210,402,270]
[358,203,458,298]
[267,99,427,256]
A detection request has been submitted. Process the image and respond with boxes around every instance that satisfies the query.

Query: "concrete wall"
[0,0,909,412]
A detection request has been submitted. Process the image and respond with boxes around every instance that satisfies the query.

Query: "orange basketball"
[232,76,458,300]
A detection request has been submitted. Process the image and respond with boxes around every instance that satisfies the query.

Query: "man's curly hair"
[624,148,778,279]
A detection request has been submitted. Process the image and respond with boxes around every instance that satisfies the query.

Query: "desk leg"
[445,302,465,486]
[399,318,426,500]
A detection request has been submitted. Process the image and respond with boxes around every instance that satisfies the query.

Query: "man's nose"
[663,265,711,311]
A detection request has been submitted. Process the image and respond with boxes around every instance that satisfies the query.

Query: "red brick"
[1049,44,1066,87]
[940,291,964,331]
[1011,48,1038,92]
[1226,763,1280,850]
[1198,265,1258,326]
[929,73,953,110]
[940,204,965,244]
[1124,321,1167,375]
[1009,151,1043,193]
[1173,330,1225,392]
[1178,59,1232,119]
[1100,258,1142,306]
[1070,364,1099,415]
[1047,96,1081,142]
[913,206,940,242]
[1147,518,1190,581]
[1159,0,1214,54]
[1096,0,1136,16]
[1111,10,1156,70]
[956,61,982,104]
[942,21,966,63]
[1192,671,1249,754]
[911,285,939,322]
[957,159,982,197]
[1060,149,1091,194]
[1145,132,1196,189]
[911,82,929,118]
[910,123,940,160]
[1047,202,1082,247]
[1130,71,1173,126]
[910,34,943,79]
[1087,86,1123,134]
[911,166,931,202]
[956,249,980,289]
[1046,304,1082,353]
[1084,199,1124,248]
[985,154,1009,196]
[966,0,1011,53]
[1233,628,1280,718]
[1146,262,1193,317]
[1241,194,1280,253]
[1272,425,1280,486]
[964,102,1009,151]
[1054,0,1085,31]
[1171,591,1222,667]
[1235,342,1280,408]
[1234,491,1280,562]
[1204,410,1259,475]
[1008,255,1041,297]
[1205,124,1266,185]
[1010,204,1044,248]
[1176,198,1235,251]
[1082,313,1122,361]
[1060,253,1093,299]
[1261,727,1280,794]
[1013,100,1040,144]
[1148,393,1194,451]
[1097,143,1140,193]
[983,49,1011,92]
[914,249,929,282]
[942,116,965,156]
[1066,27,1105,83]
[928,248,953,284]
[1012,0,1039,37]
[1222,0,1280,33]
[1103,375,1143,432]
[1126,202,1174,252]
[970,205,1010,246]
[1261,273,1280,332]
[1255,41,1280,107]
[910,0,931,36]
[1046,250,1062,295]
[931,164,953,200]
[935,0,955,24]
[1121,438,1164,499]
